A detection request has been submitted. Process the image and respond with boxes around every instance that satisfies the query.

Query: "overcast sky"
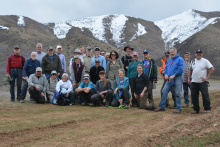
[1,0,220,23]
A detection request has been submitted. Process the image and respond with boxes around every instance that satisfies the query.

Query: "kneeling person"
[78,74,96,106]
[28,67,47,104]
[91,71,113,107]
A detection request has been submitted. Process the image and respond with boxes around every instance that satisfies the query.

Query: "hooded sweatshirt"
[164,53,185,77]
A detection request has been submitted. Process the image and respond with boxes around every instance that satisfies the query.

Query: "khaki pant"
[136,92,148,109]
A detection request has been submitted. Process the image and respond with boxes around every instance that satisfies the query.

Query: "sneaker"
[132,104,138,107]
[183,104,189,108]
[10,100,15,102]
[155,108,166,112]
[90,103,95,107]
[20,100,24,103]
[169,106,176,109]
[32,101,36,104]
[191,110,199,114]
[173,110,181,114]
[125,104,130,109]
[81,103,86,106]
[205,110,211,113]
[69,103,75,106]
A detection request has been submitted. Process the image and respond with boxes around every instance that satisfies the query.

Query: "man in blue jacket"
[91,47,106,72]
[155,47,185,113]
[19,52,41,103]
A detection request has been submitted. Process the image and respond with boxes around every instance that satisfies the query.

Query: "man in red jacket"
[6,46,25,102]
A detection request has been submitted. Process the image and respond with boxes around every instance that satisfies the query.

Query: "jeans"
[10,68,22,101]
[20,79,28,99]
[183,83,191,105]
[161,79,176,106]
[111,88,130,107]
[129,78,137,106]
[29,86,45,104]
[91,89,113,105]
[45,73,51,80]
[191,82,211,112]
[159,75,182,111]
[147,80,154,104]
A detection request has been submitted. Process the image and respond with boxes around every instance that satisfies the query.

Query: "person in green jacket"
[111,69,131,109]
[142,49,157,105]
[127,51,144,107]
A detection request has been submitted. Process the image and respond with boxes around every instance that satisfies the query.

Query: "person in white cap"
[55,45,66,79]
[28,67,47,104]
[46,70,59,102]
[127,51,143,107]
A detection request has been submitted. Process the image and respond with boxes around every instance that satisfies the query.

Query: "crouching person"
[46,70,59,102]
[77,74,96,106]
[111,69,131,109]
[134,64,151,109]
[51,73,73,105]
[91,70,113,107]
[28,67,47,104]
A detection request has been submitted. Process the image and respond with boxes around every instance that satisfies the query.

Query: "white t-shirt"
[190,58,213,83]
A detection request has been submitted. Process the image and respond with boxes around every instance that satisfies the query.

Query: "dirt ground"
[0,80,220,147]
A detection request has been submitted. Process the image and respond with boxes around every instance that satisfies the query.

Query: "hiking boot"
[169,105,176,109]
[155,108,166,112]
[132,104,138,107]
[10,100,15,102]
[173,110,181,114]
[191,110,199,114]
[81,103,86,106]
[183,104,189,108]
[69,103,75,106]
[205,110,211,113]
[20,99,24,103]
[32,101,36,104]
[125,104,130,109]
[90,103,95,107]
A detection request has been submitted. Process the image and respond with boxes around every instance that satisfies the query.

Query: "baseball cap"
[74,49,82,54]
[99,70,105,74]
[185,52,190,55]
[143,49,149,54]
[164,51,170,55]
[95,59,100,63]
[86,46,92,51]
[132,51,139,56]
[47,46,53,51]
[84,74,90,79]
[74,55,81,60]
[124,45,134,51]
[51,70,57,74]
[195,49,203,53]
[56,45,62,49]
[36,67,42,72]
[95,47,100,51]
[14,46,20,49]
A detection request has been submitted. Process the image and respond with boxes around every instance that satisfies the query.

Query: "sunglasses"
[143,53,148,54]
[52,74,57,75]
[111,54,116,56]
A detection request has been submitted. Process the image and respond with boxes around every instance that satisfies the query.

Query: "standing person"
[28,67,47,104]
[79,46,86,57]
[77,74,96,106]
[91,47,107,72]
[41,47,62,80]
[159,51,176,108]
[6,46,25,102]
[91,71,113,107]
[142,49,157,106]
[111,69,131,109]
[100,50,106,56]
[134,64,149,109]
[55,45,66,79]
[90,59,104,85]
[69,56,85,104]
[155,47,184,114]
[69,49,84,65]
[19,52,40,103]
[105,52,110,64]
[36,43,46,63]
[106,51,123,85]
[188,49,214,114]
[83,46,93,74]
[182,52,191,108]
[46,70,59,103]
[121,45,133,76]
[127,51,143,107]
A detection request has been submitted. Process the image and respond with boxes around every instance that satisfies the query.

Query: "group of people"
[6,43,215,113]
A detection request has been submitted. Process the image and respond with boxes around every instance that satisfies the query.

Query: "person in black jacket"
[89,59,104,85]
[121,45,133,76]
[134,64,150,109]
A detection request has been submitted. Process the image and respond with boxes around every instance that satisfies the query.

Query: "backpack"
[57,93,70,106]
[10,55,24,67]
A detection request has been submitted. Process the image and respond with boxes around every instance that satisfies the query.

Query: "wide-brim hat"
[124,45,134,51]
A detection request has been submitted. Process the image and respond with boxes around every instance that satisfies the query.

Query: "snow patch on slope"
[130,23,147,41]
[0,25,9,30]
[17,16,25,26]
[110,14,128,47]
[53,22,72,39]
[155,9,220,49]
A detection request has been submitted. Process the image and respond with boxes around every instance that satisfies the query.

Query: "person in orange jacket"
[159,51,176,108]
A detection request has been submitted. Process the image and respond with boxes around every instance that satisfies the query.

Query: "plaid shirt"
[182,61,191,83]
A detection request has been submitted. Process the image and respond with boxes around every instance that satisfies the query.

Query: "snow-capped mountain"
[53,14,148,48]
[155,9,220,49]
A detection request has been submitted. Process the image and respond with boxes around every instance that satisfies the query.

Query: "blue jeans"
[45,73,51,80]
[183,83,190,105]
[20,79,28,99]
[159,75,182,111]
[10,68,22,101]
